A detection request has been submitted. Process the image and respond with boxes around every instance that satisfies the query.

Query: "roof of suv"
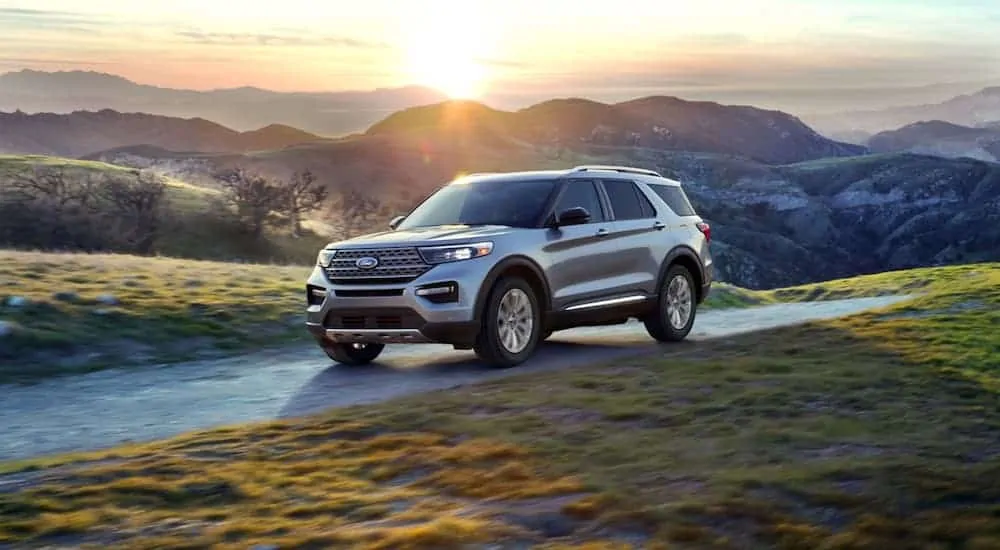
[457,165,683,186]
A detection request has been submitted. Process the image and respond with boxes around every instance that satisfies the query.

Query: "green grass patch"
[0,250,313,382]
[2,263,998,548]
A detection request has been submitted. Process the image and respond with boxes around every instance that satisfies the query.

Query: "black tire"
[643,263,697,342]
[322,342,385,365]
[473,276,542,368]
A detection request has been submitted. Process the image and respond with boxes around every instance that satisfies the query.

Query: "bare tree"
[7,165,98,215]
[330,188,381,239]
[98,170,169,255]
[213,167,286,239]
[2,164,104,249]
[283,170,329,236]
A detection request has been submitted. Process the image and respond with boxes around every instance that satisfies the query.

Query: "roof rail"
[571,165,662,177]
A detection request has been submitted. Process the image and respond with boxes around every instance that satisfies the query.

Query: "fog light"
[415,282,459,303]
[306,284,327,306]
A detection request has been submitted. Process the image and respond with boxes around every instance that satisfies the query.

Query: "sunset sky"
[2,0,999,111]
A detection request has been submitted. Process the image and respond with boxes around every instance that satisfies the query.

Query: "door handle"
[596,228,609,237]
[653,221,666,230]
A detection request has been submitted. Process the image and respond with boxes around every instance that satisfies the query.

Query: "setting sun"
[406,48,487,99]
[401,3,494,99]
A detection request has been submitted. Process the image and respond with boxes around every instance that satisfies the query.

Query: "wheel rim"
[665,274,693,330]
[497,288,534,354]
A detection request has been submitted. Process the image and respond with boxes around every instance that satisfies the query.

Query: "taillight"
[696,221,711,242]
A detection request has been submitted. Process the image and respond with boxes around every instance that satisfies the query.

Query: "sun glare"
[402,4,493,99]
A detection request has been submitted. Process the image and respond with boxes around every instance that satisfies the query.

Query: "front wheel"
[474,277,542,368]
[643,264,697,342]
[322,342,385,365]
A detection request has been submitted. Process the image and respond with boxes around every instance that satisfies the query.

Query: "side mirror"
[389,215,405,230]
[553,206,590,227]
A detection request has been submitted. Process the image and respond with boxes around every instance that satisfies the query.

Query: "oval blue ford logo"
[355,256,379,270]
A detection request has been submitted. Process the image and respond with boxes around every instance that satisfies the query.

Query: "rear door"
[541,179,624,309]
[597,178,663,295]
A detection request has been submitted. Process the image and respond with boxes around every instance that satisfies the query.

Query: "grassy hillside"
[0,155,329,264]
[0,251,312,381]
[1,263,997,547]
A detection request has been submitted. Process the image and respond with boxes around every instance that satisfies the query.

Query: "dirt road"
[0,295,910,462]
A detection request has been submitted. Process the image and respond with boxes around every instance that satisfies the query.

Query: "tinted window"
[398,179,557,229]
[553,180,605,222]
[602,179,654,220]
[649,184,697,216]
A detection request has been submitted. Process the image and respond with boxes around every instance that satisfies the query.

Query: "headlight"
[418,242,493,264]
[316,249,337,267]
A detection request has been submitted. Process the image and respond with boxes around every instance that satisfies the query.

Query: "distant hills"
[3,96,865,164]
[0,110,325,157]
[367,97,866,164]
[807,86,1000,140]
[867,120,1000,163]
[0,69,448,137]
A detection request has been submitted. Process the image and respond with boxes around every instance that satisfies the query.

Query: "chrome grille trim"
[325,247,431,284]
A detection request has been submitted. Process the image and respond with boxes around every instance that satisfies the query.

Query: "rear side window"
[649,184,697,217]
[602,179,655,220]
[554,180,606,222]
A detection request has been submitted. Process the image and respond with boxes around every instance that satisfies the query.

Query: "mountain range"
[0,69,448,137]
[806,87,1000,141]
[867,120,1000,163]
[368,98,866,164]
[0,110,324,158]
[2,96,865,164]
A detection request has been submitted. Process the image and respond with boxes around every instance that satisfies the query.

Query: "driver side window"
[554,180,606,223]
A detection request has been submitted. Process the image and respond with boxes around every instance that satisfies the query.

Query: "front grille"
[325,247,431,285]
[325,308,425,330]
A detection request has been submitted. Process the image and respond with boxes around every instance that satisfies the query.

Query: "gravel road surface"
[0,295,910,462]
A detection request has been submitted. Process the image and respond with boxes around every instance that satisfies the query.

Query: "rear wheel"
[322,342,385,365]
[474,277,542,368]
[643,264,697,342]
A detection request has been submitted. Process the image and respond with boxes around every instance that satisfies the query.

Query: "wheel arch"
[657,246,706,303]
[472,255,552,323]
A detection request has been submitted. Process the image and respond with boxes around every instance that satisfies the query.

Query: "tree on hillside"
[213,167,286,239]
[7,165,98,214]
[330,188,381,238]
[98,170,168,255]
[3,165,104,249]
[283,170,329,237]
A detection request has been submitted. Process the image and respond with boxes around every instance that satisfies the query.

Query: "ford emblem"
[355,256,379,270]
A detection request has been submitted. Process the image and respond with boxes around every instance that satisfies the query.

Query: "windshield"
[397,179,558,229]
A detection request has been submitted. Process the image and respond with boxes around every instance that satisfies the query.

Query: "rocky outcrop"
[675,153,1000,288]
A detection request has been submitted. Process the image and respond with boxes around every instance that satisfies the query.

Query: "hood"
[325,225,516,249]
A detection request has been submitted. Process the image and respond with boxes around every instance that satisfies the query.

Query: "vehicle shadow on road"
[276,340,646,418]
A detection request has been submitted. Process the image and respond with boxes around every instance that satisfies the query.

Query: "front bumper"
[304,258,491,348]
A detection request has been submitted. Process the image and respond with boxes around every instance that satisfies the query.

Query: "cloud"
[0,57,116,66]
[0,7,108,32]
[175,31,389,49]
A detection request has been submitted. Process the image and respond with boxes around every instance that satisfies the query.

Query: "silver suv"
[305,166,713,368]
